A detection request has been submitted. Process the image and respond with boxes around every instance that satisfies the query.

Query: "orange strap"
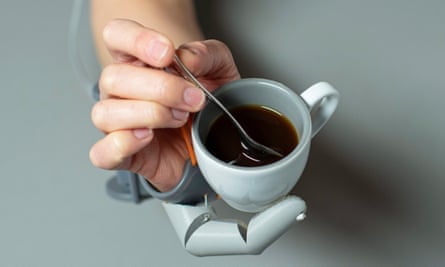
[180,116,197,166]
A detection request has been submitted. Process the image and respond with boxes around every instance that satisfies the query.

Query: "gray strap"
[106,170,152,203]
[139,160,217,205]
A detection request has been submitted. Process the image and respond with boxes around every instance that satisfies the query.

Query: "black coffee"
[205,105,299,167]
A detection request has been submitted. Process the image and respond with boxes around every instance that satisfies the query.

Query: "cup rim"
[191,78,312,171]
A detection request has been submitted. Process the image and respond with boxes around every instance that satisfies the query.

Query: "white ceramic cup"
[191,78,339,212]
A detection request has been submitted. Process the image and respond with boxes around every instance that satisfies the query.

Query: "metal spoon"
[172,54,283,158]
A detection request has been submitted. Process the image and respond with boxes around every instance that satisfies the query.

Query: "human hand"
[89,19,240,192]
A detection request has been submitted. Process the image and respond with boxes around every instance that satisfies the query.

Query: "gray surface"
[1,0,444,266]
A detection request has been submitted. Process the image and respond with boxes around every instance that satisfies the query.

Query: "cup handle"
[300,82,339,138]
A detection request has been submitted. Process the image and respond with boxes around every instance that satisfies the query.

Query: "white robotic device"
[162,195,306,256]
[106,169,306,257]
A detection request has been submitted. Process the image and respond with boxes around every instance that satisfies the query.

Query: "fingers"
[89,128,185,192]
[91,98,190,132]
[103,19,175,67]
[94,63,205,132]
[99,63,205,111]
[89,128,154,171]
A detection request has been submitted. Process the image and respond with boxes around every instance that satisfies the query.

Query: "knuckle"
[99,65,117,94]
[89,148,106,169]
[102,21,114,44]
[102,19,130,45]
[89,144,115,170]
[91,101,108,127]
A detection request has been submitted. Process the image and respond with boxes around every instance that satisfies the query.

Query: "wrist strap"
[138,160,217,205]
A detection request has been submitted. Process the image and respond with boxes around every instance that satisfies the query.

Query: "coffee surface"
[205,105,299,167]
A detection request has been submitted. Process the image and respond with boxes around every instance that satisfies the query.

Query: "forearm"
[90,0,204,66]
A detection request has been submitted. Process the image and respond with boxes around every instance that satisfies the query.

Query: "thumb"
[176,40,240,89]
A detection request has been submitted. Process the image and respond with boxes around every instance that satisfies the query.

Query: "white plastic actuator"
[162,195,306,256]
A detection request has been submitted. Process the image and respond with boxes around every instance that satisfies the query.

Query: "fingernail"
[147,39,169,62]
[172,109,189,121]
[133,128,153,139]
[184,87,205,108]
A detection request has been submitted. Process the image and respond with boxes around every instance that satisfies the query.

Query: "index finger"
[103,19,175,67]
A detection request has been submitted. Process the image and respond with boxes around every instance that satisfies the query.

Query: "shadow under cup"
[192,78,313,213]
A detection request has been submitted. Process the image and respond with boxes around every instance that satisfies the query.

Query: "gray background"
[1,0,444,266]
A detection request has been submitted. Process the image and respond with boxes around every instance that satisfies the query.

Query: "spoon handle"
[172,55,248,137]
